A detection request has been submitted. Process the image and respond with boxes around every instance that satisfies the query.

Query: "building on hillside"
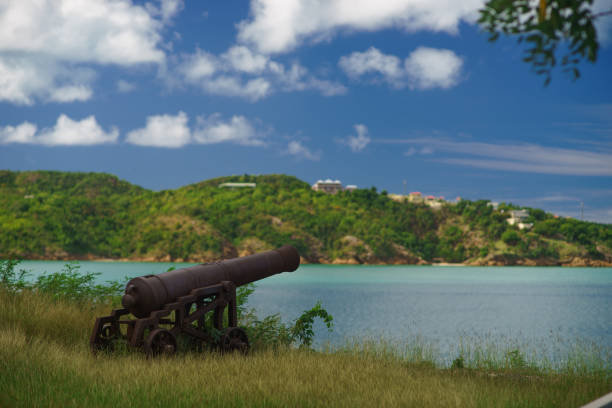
[488,202,500,210]
[345,185,358,192]
[312,179,343,194]
[424,195,446,209]
[388,194,406,202]
[507,209,532,230]
[219,182,256,188]
[408,192,423,203]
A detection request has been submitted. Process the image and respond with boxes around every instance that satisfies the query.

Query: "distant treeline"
[0,170,610,265]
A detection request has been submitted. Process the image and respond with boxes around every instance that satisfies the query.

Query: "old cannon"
[90,245,300,355]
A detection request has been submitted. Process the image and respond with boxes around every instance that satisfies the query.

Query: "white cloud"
[286,140,321,161]
[0,57,96,105]
[146,0,184,24]
[194,114,266,146]
[389,137,612,176]
[0,0,165,65]
[270,61,347,95]
[345,124,371,152]
[200,76,272,102]
[117,80,136,93]
[222,46,269,74]
[179,49,218,81]
[404,47,463,89]
[48,85,93,103]
[177,48,345,100]
[339,46,463,90]
[0,122,37,144]
[126,111,191,148]
[0,115,118,145]
[339,47,403,85]
[237,0,484,54]
[0,0,172,105]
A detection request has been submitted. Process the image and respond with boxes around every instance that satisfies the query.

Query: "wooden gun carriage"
[90,246,300,356]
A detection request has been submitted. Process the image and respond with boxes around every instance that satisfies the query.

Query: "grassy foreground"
[1,289,610,407]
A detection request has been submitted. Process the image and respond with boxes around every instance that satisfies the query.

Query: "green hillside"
[1,170,610,265]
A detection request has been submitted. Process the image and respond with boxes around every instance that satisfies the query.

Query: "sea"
[17,261,612,363]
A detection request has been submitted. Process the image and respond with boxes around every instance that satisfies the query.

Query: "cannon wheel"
[144,329,177,356]
[91,323,116,353]
[219,327,249,353]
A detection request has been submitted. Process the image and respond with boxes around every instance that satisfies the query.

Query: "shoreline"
[10,255,612,267]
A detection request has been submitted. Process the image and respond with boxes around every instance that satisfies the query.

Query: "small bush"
[290,300,334,348]
[34,261,122,304]
[451,355,465,369]
[502,230,521,246]
[0,259,29,292]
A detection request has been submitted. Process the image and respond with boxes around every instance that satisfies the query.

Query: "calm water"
[18,261,612,359]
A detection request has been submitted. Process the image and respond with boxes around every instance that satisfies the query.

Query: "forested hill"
[1,170,611,266]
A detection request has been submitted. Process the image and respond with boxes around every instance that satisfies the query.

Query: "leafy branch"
[479,0,609,85]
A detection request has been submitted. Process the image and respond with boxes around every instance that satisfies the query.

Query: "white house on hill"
[507,209,532,230]
[312,179,343,194]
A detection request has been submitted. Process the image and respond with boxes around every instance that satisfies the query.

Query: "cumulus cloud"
[339,47,403,86]
[222,46,269,74]
[345,124,371,152]
[0,57,96,105]
[0,0,173,105]
[339,46,463,90]
[0,122,37,144]
[0,115,118,145]
[126,111,191,148]
[179,49,218,81]
[177,47,345,100]
[200,76,272,101]
[237,0,484,54]
[404,47,464,89]
[126,112,270,148]
[48,85,93,103]
[286,141,321,161]
[194,114,266,146]
[146,0,184,24]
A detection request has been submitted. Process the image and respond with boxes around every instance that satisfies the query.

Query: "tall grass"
[0,260,610,407]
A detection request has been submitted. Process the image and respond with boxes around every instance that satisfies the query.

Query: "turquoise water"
[17,261,612,358]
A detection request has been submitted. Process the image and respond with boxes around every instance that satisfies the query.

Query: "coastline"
[11,253,612,267]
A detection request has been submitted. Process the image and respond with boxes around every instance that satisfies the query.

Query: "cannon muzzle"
[121,245,300,318]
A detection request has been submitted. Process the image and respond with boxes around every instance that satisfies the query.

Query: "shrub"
[33,262,122,304]
[502,230,521,246]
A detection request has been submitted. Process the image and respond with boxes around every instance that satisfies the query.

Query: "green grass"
[1,288,610,407]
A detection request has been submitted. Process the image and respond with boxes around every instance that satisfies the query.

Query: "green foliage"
[236,283,255,319]
[1,170,610,265]
[505,349,528,370]
[33,262,122,304]
[290,301,334,348]
[478,0,605,85]
[502,230,522,246]
[0,259,29,292]
[451,355,465,369]
[242,301,334,350]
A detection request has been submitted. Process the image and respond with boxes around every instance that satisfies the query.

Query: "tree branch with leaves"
[479,0,610,85]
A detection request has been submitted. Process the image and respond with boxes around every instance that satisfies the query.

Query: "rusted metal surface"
[90,245,299,356]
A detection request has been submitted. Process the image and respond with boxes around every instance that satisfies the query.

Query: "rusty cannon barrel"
[121,245,300,318]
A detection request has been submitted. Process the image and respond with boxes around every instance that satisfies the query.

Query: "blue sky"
[1,0,611,223]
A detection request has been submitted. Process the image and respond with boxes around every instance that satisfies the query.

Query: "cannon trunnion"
[90,246,300,356]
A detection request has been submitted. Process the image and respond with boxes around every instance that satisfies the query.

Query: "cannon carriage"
[90,246,300,356]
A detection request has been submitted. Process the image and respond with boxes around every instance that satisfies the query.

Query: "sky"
[1,0,611,223]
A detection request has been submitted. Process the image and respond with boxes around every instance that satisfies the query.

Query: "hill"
[1,170,610,266]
